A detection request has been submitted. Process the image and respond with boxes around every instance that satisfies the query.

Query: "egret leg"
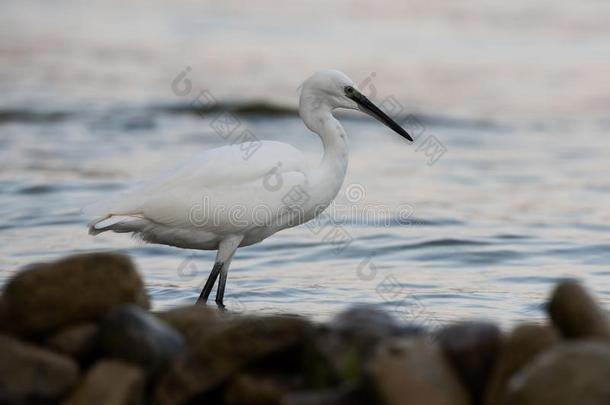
[196,235,243,308]
[196,261,223,304]
[215,267,228,309]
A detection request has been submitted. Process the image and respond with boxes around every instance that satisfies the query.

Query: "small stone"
[99,305,185,377]
[436,321,502,403]
[154,315,314,405]
[46,323,100,365]
[484,323,558,405]
[503,341,610,405]
[547,280,610,339]
[3,253,149,335]
[155,304,221,345]
[367,337,470,405]
[0,334,79,403]
[62,360,145,405]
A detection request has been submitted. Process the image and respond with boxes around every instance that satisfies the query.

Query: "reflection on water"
[1,0,609,326]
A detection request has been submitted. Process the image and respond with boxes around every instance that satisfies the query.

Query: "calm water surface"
[1,0,609,326]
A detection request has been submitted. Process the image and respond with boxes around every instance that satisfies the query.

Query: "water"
[1,0,610,326]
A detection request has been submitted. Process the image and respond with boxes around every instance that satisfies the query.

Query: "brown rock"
[154,315,315,405]
[224,374,284,405]
[547,280,610,339]
[46,323,100,364]
[283,382,377,405]
[3,253,149,335]
[0,295,12,334]
[436,321,502,404]
[0,334,79,403]
[367,338,470,405]
[483,323,558,405]
[62,360,144,405]
[155,304,221,345]
[503,341,610,405]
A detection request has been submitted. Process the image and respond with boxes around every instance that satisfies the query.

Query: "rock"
[3,253,149,335]
[317,305,422,380]
[0,334,79,403]
[154,315,317,405]
[484,323,558,405]
[46,323,100,365]
[436,321,502,404]
[155,304,221,345]
[547,280,610,339]
[367,337,470,405]
[223,374,285,405]
[62,360,145,405]
[0,295,13,335]
[503,341,610,405]
[283,382,376,405]
[99,305,185,377]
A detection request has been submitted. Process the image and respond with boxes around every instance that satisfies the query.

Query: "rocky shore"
[1,252,610,405]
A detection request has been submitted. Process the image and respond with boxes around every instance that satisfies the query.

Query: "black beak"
[348,90,413,142]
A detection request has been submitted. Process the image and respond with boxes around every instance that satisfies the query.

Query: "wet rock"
[0,334,79,403]
[367,338,470,405]
[547,280,610,339]
[46,323,100,365]
[484,323,558,405]
[503,341,610,405]
[62,360,145,405]
[99,305,185,377]
[154,315,316,405]
[3,253,149,335]
[155,304,221,345]
[317,305,422,380]
[436,321,502,403]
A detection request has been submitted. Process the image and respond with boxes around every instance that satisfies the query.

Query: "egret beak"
[348,90,413,142]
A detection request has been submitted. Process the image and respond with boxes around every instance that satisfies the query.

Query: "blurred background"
[1,0,609,325]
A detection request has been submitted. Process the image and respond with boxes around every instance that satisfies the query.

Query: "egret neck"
[299,94,349,205]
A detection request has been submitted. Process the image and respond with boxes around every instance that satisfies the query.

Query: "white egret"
[85,70,412,308]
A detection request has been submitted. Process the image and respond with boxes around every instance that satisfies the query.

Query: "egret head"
[300,70,413,141]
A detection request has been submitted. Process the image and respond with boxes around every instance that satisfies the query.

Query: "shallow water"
[1,0,609,326]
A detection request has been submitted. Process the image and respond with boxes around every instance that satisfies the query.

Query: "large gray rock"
[99,305,185,377]
[0,334,79,403]
[153,315,318,405]
[503,341,610,405]
[547,280,610,340]
[367,338,470,405]
[483,323,558,405]
[436,321,502,404]
[62,360,144,405]
[3,253,149,335]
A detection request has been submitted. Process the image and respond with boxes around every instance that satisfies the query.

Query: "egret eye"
[345,86,355,95]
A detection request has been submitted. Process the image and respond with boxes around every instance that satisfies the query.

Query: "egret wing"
[85,141,308,231]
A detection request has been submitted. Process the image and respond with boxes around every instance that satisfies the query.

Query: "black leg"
[196,262,223,304]
[215,267,228,309]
